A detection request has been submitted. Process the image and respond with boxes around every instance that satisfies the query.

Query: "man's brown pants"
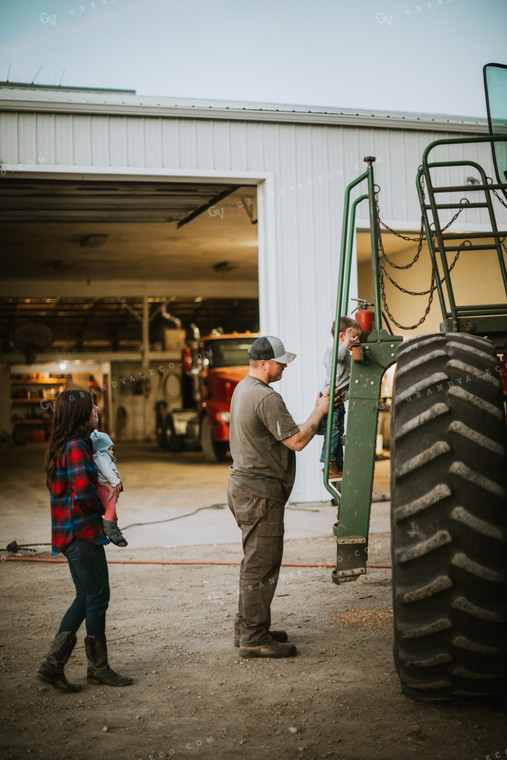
[228,482,286,646]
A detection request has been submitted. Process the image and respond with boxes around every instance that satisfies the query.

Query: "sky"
[0,0,506,118]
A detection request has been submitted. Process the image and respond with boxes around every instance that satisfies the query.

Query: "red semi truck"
[156,332,258,461]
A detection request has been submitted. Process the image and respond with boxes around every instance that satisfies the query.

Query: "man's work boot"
[37,631,81,692]
[84,635,133,687]
[239,640,297,659]
[234,629,288,648]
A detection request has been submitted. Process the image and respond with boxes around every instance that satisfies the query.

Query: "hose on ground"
[1,556,392,568]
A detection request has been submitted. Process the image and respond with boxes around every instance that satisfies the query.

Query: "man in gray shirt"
[228,335,330,658]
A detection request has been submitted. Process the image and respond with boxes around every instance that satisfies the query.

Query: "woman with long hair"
[37,389,132,691]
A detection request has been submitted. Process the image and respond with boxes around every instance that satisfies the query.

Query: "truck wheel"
[156,404,182,452]
[155,402,169,450]
[390,332,507,702]
[200,415,229,462]
[165,411,183,452]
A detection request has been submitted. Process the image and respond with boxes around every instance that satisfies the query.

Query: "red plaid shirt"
[50,436,108,555]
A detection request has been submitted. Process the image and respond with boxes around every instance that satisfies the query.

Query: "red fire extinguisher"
[181,346,192,373]
[351,298,374,333]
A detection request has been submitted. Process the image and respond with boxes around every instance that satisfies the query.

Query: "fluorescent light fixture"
[80,234,109,247]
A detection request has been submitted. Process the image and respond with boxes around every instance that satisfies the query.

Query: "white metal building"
[0,84,503,501]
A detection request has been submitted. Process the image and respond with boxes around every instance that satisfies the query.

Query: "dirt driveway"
[1,444,506,760]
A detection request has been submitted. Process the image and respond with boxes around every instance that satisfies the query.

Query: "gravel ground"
[1,535,506,760]
[1,443,506,760]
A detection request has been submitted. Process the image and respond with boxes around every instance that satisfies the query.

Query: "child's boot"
[328,462,343,481]
[103,519,128,547]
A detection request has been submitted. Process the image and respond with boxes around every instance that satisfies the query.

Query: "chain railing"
[373,173,489,331]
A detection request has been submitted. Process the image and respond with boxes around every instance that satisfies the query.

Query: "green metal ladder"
[417,135,507,344]
[323,157,402,583]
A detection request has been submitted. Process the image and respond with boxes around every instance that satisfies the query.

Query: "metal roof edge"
[0,97,488,134]
[0,81,136,94]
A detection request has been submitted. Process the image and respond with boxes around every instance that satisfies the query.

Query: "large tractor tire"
[390,332,507,702]
[200,414,229,462]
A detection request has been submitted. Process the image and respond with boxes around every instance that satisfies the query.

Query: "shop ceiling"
[0,178,258,285]
[0,178,259,346]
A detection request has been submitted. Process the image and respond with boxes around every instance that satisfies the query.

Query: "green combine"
[324,63,507,702]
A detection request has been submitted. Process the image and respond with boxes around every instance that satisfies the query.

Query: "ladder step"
[441,231,507,239]
[450,305,507,316]
[431,183,506,193]
[431,203,489,210]
[436,244,500,252]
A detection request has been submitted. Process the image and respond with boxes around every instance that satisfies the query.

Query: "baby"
[90,430,128,547]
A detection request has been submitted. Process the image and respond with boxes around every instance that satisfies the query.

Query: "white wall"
[1,110,503,500]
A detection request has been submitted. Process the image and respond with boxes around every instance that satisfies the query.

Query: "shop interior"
[0,179,259,444]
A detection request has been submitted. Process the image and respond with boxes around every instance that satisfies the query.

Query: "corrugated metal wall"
[0,110,502,500]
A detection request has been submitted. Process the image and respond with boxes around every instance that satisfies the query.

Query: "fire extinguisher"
[351,297,374,333]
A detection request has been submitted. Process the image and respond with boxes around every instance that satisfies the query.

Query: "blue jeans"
[58,538,110,638]
[320,403,346,469]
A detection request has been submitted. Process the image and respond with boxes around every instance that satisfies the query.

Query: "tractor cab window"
[484,63,507,194]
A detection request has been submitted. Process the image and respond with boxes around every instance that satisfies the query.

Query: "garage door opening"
[0,177,260,448]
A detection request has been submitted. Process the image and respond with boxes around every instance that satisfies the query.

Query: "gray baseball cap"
[249,335,296,364]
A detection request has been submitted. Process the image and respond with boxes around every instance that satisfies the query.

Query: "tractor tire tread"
[390,332,507,703]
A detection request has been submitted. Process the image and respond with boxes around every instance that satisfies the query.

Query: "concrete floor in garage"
[0,442,391,552]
